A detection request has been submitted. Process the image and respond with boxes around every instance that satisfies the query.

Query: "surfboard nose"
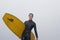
[2,13,10,20]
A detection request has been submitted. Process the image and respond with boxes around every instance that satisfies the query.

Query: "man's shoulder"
[24,20,28,23]
[32,21,36,24]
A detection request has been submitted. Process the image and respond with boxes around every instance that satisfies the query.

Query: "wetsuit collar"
[29,20,32,22]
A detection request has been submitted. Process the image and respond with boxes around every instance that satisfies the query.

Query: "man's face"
[29,15,33,20]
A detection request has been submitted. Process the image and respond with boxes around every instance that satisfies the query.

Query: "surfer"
[21,13,38,40]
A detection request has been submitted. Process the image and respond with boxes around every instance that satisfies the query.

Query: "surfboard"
[2,13,35,40]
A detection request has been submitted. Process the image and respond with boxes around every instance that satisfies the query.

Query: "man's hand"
[36,37,38,40]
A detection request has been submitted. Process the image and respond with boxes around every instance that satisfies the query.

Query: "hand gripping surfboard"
[2,13,35,40]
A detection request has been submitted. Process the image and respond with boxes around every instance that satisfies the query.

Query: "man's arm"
[34,23,38,38]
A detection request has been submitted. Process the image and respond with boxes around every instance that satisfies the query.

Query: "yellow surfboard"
[2,13,35,40]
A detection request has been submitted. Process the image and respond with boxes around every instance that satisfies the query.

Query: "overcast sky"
[0,0,60,40]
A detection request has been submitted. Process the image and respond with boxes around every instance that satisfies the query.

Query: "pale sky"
[0,0,60,40]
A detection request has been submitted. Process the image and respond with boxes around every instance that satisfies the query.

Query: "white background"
[0,0,60,40]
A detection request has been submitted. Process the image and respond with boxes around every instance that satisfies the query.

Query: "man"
[21,13,38,40]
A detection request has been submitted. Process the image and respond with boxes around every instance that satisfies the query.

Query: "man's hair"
[29,13,33,17]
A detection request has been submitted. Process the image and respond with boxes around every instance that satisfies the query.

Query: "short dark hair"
[29,13,33,17]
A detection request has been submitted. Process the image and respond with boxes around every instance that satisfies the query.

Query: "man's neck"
[29,19,32,20]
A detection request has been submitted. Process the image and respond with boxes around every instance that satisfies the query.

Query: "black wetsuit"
[21,20,38,40]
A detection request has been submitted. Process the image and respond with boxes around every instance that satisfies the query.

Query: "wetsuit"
[21,20,38,40]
